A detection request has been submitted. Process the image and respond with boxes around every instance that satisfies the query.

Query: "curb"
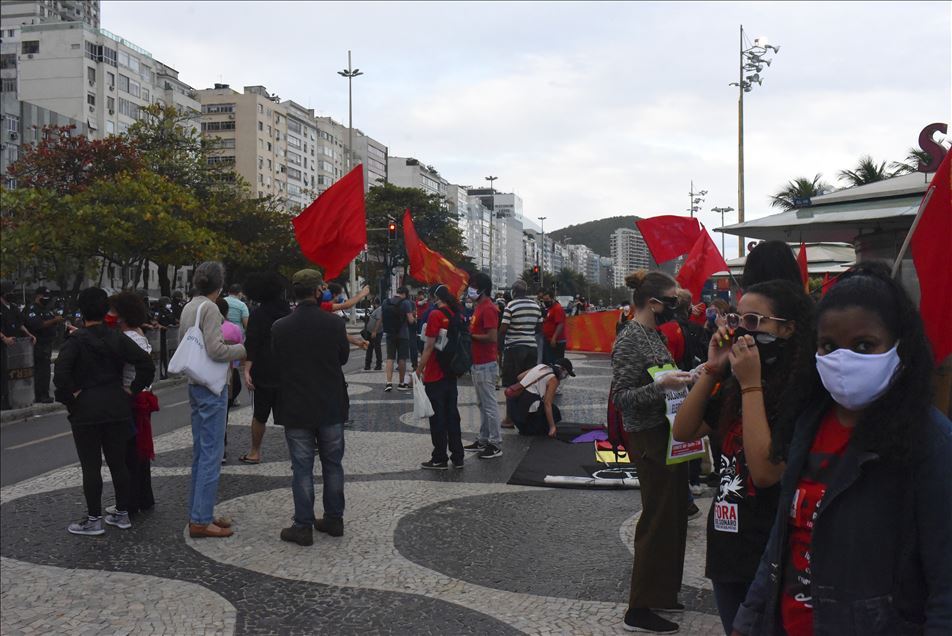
[0,375,189,427]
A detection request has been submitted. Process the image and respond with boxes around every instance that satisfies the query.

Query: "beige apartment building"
[197,84,289,204]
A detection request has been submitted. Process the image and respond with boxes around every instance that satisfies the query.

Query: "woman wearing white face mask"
[732,262,952,636]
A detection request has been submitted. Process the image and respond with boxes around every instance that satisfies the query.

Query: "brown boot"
[189,522,234,538]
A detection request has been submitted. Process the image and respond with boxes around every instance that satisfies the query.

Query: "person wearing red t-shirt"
[540,290,566,364]
[416,284,464,470]
[732,264,952,636]
[462,272,502,459]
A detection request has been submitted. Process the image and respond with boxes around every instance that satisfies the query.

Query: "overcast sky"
[102,1,949,252]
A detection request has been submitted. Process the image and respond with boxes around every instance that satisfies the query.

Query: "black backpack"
[381,298,403,335]
[678,319,708,370]
[435,307,472,378]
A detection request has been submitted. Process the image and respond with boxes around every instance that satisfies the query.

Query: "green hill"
[548,215,640,258]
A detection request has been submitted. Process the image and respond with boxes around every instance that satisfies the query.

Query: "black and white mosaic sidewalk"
[1,353,723,635]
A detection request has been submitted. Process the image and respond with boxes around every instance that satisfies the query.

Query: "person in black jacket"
[54,287,155,536]
[271,270,349,546]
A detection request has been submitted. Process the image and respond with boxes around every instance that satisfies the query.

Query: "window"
[128,56,139,73]
[6,145,17,164]
[102,46,117,67]
[203,103,235,114]
[106,120,115,134]
[287,151,301,166]
[6,115,19,132]
[257,157,263,169]
[287,135,301,149]
[207,156,235,165]
[216,138,236,149]
[21,41,39,54]
[267,142,271,152]
[0,54,16,70]
[118,74,130,92]
[319,160,334,172]
[129,79,140,98]
[118,50,129,67]
[257,103,263,114]
[267,125,271,136]
[368,145,386,160]
[201,121,236,131]
[267,159,272,170]
[118,98,138,118]
[288,184,302,196]
[107,96,114,111]
[257,121,263,131]
[107,71,115,87]
[287,167,301,180]
[140,67,151,83]
[287,119,301,134]
[141,87,149,102]
[322,146,335,158]
[87,93,95,106]
[275,131,280,141]
[1,78,15,92]
[87,67,96,83]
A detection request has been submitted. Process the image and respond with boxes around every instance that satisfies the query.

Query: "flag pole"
[891,186,935,278]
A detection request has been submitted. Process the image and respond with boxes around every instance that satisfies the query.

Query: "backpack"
[381,298,403,335]
[435,307,472,378]
[678,319,707,370]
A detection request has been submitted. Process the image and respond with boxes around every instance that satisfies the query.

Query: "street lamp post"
[730,25,780,257]
[338,50,364,323]
[537,216,546,290]
[485,175,498,281]
[710,206,736,256]
[688,181,708,218]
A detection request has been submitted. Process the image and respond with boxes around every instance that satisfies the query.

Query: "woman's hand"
[243,369,255,392]
[706,325,731,374]
[655,371,692,391]
[729,334,762,388]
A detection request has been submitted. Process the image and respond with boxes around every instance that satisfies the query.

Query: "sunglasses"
[651,296,680,309]
[725,312,788,332]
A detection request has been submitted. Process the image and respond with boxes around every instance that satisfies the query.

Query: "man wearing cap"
[271,269,350,546]
[1,281,36,410]
[25,286,64,403]
[512,357,576,437]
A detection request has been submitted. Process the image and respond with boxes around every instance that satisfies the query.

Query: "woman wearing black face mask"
[673,279,814,635]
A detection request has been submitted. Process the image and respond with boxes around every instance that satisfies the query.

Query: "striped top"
[501,298,543,349]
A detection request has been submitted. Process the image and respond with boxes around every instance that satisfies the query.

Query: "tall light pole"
[485,175,498,281]
[338,50,364,323]
[710,206,735,257]
[731,25,779,256]
[537,216,547,290]
[688,181,708,217]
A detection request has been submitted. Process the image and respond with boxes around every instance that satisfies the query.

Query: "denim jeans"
[471,361,501,445]
[188,383,228,524]
[425,378,463,465]
[284,424,345,527]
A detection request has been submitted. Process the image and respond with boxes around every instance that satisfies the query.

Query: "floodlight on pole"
[338,50,364,323]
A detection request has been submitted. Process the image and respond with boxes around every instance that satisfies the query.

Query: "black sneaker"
[384,383,393,392]
[451,460,464,469]
[477,444,503,459]
[654,603,685,614]
[421,460,448,470]
[463,441,486,453]
[314,516,343,537]
[687,503,701,521]
[396,383,410,391]
[280,524,314,546]
[623,608,679,633]
[363,366,371,371]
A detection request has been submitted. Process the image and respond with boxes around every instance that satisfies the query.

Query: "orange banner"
[566,310,621,353]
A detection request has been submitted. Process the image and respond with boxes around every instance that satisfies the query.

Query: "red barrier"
[565,310,621,353]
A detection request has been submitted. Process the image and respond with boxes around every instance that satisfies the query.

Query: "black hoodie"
[53,324,155,425]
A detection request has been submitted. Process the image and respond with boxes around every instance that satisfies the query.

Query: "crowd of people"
[10,236,950,636]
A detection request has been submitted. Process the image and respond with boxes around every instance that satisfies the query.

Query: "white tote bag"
[412,374,434,419]
[167,301,229,395]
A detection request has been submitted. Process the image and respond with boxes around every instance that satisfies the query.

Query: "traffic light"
[387,220,397,240]
[532,265,540,283]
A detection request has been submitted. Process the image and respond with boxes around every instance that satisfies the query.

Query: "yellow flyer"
[648,364,706,465]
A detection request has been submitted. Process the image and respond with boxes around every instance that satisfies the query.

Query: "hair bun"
[625,270,648,290]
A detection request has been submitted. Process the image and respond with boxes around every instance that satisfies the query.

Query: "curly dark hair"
[109,291,150,328]
[242,271,287,303]
[742,240,802,289]
[774,261,934,463]
[713,280,816,463]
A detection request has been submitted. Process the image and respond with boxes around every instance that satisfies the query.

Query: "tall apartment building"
[387,156,448,198]
[351,130,387,190]
[610,227,654,287]
[565,243,601,283]
[1,0,102,180]
[281,100,319,210]
[197,84,289,204]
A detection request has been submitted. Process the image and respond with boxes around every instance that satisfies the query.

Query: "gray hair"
[511,280,527,298]
[192,261,225,296]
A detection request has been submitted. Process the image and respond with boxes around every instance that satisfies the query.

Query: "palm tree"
[769,174,831,210]
[889,147,933,175]
[837,155,894,187]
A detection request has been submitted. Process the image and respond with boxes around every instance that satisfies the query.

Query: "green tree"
[770,174,831,211]
[889,147,933,175]
[838,155,895,187]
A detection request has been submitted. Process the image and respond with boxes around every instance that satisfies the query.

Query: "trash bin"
[7,338,34,409]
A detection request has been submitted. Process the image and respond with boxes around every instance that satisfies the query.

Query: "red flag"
[292,165,366,280]
[676,229,729,301]
[797,241,809,293]
[911,151,952,363]
[635,215,702,263]
[402,209,469,297]
[820,272,831,298]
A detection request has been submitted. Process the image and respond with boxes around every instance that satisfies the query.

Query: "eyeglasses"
[725,312,788,332]
[651,296,679,309]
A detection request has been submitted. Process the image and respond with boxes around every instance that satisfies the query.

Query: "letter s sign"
[918,123,948,172]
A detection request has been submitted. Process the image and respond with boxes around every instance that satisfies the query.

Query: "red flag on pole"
[797,241,810,293]
[635,215,702,263]
[911,151,952,363]
[820,272,831,298]
[402,209,469,297]
[292,165,366,280]
[676,228,729,301]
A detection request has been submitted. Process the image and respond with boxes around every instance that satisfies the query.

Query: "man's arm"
[331,286,371,312]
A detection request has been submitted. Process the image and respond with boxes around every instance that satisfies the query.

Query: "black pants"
[125,434,154,515]
[514,401,561,436]
[229,367,242,404]
[502,346,538,421]
[364,334,382,369]
[0,343,8,409]
[541,339,566,364]
[409,334,419,368]
[713,580,751,636]
[425,378,463,465]
[34,339,53,400]
[71,421,132,516]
